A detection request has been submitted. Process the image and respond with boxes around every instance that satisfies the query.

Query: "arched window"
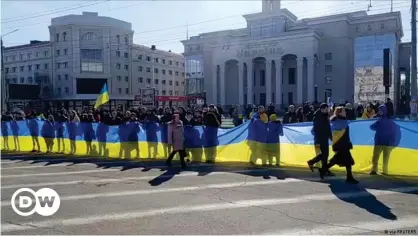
[63,32,67,41]
[125,36,128,45]
[81,32,99,41]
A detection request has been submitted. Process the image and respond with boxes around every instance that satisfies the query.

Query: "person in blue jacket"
[265,114,284,166]
[370,104,400,175]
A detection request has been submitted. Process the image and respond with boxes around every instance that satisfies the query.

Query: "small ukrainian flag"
[94,84,110,109]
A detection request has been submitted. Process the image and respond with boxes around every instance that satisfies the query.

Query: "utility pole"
[411,0,418,117]
[1,39,5,111]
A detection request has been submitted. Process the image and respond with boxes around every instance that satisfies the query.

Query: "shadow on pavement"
[2,151,418,220]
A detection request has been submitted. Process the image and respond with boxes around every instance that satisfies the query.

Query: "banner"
[1,119,417,176]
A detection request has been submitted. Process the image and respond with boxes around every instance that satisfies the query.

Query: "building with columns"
[182,0,412,109]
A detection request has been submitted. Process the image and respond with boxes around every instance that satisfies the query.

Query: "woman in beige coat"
[166,113,187,168]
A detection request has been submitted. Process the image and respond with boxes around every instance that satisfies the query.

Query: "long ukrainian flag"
[94,84,110,109]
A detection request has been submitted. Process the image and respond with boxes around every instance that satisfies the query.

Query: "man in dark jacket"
[283,105,297,124]
[307,103,334,176]
[385,98,394,118]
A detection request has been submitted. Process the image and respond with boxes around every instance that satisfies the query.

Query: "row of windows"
[56,87,70,95]
[5,63,49,73]
[5,50,50,62]
[116,88,183,96]
[136,53,184,67]
[136,65,184,76]
[57,74,70,81]
[56,32,67,42]
[56,62,69,69]
[116,76,184,86]
[7,77,35,84]
[56,49,68,56]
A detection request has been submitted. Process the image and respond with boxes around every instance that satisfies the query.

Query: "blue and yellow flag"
[331,119,348,145]
[94,84,110,109]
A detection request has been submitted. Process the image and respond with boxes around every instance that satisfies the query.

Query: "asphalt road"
[1,153,418,235]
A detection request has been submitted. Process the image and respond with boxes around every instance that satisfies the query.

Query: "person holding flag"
[94,84,110,109]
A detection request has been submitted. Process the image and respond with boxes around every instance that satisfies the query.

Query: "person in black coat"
[307,103,334,176]
[344,103,356,120]
[283,105,297,124]
[320,107,358,184]
[385,98,394,118]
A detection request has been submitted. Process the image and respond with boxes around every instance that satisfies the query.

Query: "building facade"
[2,12,185,111]
[182,0,407,109]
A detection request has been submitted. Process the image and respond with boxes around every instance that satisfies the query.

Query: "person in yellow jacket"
[361,104,375,119]
[257,105,269,123]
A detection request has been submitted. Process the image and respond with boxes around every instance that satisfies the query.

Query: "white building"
[182,0,411,110]
[2,12,185,111]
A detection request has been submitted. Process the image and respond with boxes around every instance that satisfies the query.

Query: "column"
[246,60,253,104]
[265,59,272,105]
[307,56,315,102]
[238,61,244,105]
[296,57,304,105]
[212,64,218,104]
[275,59,283,106]
[220,63,226,105]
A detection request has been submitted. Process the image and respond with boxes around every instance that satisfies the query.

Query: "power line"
[1,0,373,30]
[2,1,409,48]
[1,1,97,22]
[1,0,110,24]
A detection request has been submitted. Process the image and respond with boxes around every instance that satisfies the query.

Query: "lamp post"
[1,29,19,111]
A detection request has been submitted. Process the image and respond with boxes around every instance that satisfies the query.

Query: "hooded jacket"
[370,105,400,146]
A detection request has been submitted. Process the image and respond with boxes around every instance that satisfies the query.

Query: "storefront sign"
[156,96,186,101]
[236,46,284,58]
[141,88,155,107]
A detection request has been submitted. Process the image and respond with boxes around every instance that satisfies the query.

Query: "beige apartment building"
[2,12,185,111]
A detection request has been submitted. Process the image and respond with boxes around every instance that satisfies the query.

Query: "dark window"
[288,68,295,84]
[324,89,332,101]
[146,67,151,72]
[124,52,128,58]
[154,68,159,73]
[8,84,40,99]
[253,71,256,86]
[138,77,143,83]
[325,65,332,73]
[147,78,151,84]
[155,79,159,84]
[260,70,265,86]
[324,53,332,60]
[288,92,293,105]
[76,79,107,94]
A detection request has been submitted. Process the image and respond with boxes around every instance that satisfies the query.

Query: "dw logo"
[11,188,61,216]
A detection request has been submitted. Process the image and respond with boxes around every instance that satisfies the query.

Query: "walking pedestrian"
[307,103,334,176]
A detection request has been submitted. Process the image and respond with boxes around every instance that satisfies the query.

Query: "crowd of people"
[229,98,395,126]
[1,98,398,175]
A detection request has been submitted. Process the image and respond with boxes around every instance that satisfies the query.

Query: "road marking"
[0,168,294,189]
[1,168,122,178]
[2,186,417,232]
[264,215,418,235]
[1,178,316,207]
[1,158,73,164]
[0,161,204,170]
[0,163,214,178]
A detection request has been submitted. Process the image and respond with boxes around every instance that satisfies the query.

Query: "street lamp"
[1,29,20,111]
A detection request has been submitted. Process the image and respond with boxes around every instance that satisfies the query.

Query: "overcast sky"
[0,0,412,53]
